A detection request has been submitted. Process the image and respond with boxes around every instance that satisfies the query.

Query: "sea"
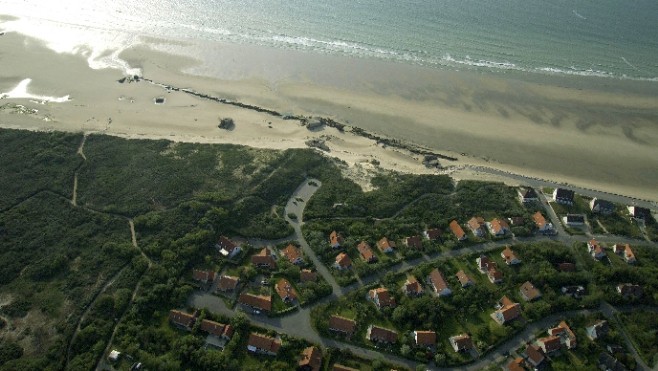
[1,0,657,81]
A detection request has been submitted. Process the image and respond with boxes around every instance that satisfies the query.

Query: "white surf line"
[572,9,587,20]
[0,78,70,103]
[621,56,640,71]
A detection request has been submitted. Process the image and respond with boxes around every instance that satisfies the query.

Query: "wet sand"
[1,32,657,201]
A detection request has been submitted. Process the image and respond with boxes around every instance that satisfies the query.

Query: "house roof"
[217,275,239,291]
[299,346,322,371]
[615,243,636,262]
[335,252,352,268]
[404,276,423,295]
[549,321,576,345]
[217,236,237,253]
[377,237,396,252]
[628,206,651,219]
[248,333,281,353]
[520,281,542,301]
[488,266,503,282]
[414,330,437,346]
[617,283,643,297]
[200,319,232,338]
[525,344,545,365]
[538,335,562,353]
[169,310,195,328]
[357,241,376,262]
[429,268,449,293]
[251,248,276,267]
[490,218,510,234]
[238,293,272,311]
[368,325,398,343]
[500,295,515,307]
[449,220,466,239]
[300,269,318,282]
[477,255,494,270]
[532,211,547,228]
[450,333,473,350]
[501,246,519,264]
[558,262,576,272]
[521,187,538,199]
[330,230,343,245]
[425,228,441,240]
[370,287,396,307]
[555,188,575,200]
[192,269,216,282]
[456,269,473,287]
[591,198,614,211]
[282,244,302,263]
[566,214,585,223]
[275,278,298,302]
[497,297,521,322]
[405,235,423,249]
[328,315,356,334]
[468,216,486,232]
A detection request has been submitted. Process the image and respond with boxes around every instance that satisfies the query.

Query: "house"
[561,285,586,298]
[334,252,352,270]
[413,330,436,348]
[300,269,318,282]
[617,283,643,298]
[613,243,636,264]
[238,293,272,313]
[488,266,503,284]
[590,198,615,214]
[329,231,343,248]
[520,281,542,302]
[192,269,216,284]
[108,350,121,362]
[449,220,467,241]
[275,278,298,303]
[427,268,452,296]
[586,320,609,340]
[488,218,510,236]
[377,237,396,253]
[519,187,539,203]
[328,315,356,337]
[216,236,241,258]
[587,239,606,260]
[217,275,239,292]
[455,269,474,288]
[449,333,473,352]
[169,310,196,330]
[468,216,487,237]
[553,188,575,205]
[332,364,359,371]
[200,319,234,340]
[508,216,525,226]
[281,244,304,265]
[505,358,526,371]
[423,228,441,241]
[524,344,546,369]
[501,246,521,265]
[538,335,562,354]
[476,255,494,273]
[403,276,424,296]
[549,321,576,349]
[493,296,521,325]
[598,352,628,371]
[251,248,277,269]
[357,241,377,263]
[557,262,576,272]
[299,346,322,371]
[627,206,651,220]
[366,325,397,344]
[404,235,423,249]
[564,213,585,226]
[247,333,281,356]
[369,287,396,309]
[532,211,554,233]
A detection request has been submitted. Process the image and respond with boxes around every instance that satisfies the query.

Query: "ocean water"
[1,0,657,81]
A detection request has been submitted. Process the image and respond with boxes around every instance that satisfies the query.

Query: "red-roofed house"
[520,281,542,302]
[428,268,452,296]
[192,269,216,284]
[413,330,437,348]
[369,287,396,309]
[247,333,281,356]
[275,278,298,303]
[613,243,636,264]
[334,252,352,270]
[501,246,521,265]
[488,218,510,236]
[524,344,545,368]
[299,346,322,371]
[423,228,441,241]
[200,319,234,340]
[366,325,397,344]
[449,220,467,241]
[403,276,424,297]
[548,321,576,349]
[377,237,396,253]
[404,235,423,249]
[468,216,487,237]
[281,244,304,265]
[449,333,473,352]
[251,248,277,269]
[587,239,605,260]
[455,269,474,288]
[300,269,318,282]
[537,335,562,354]
[169,310,196,330]
[493,296,521,325]
[216,236,242,258]
[488,266,503,284]
[506,358,526,371]
[532,211,553,233]
[476,255,494,273]
[217,275,239,292]
[329,315,356,337]
[238,293,272,312]
[329,231,343,249]
[357,241,377,263]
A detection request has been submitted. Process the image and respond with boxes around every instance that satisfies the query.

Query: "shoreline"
[1,31,657,203]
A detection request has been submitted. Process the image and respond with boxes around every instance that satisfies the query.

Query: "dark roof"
[368,325,398,343]
[299,346,322,371]
[217,275,239,291]
[566,214,585,223]
[555,188,575,200]
[248,333,281,353]
[238,293,272,311]
[329,315,356,334]
[521,187,538,199]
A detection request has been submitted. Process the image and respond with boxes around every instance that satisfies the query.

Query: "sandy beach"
[1,31,657,202]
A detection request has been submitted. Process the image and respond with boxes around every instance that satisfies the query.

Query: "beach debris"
[0,103,38,115]
[305,139,330,152]
[117,77,126,84]
[304,117,325,131]
[218,117,235,130]
[422,154,441,168]
[154,97,165,105]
